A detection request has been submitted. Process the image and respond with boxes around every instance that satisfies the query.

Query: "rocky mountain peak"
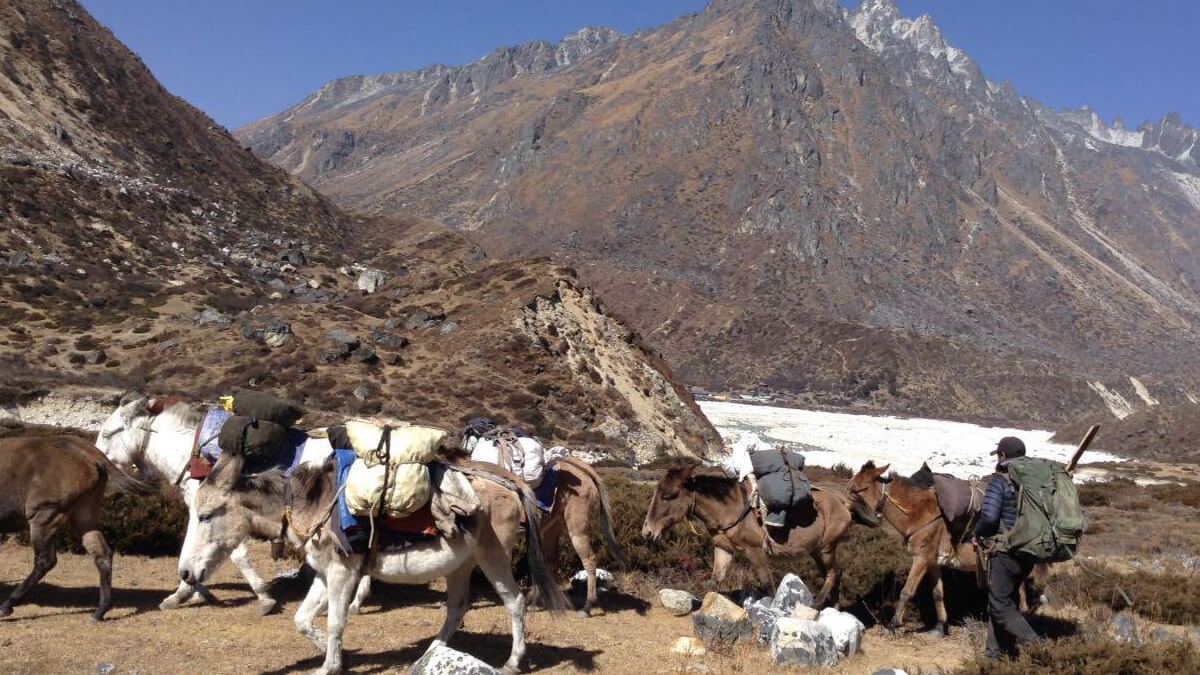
[238,0,1200,426]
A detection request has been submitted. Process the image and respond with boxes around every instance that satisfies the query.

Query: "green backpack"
[997,457,1084,563]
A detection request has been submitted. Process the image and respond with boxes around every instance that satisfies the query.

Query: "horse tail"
[514,477,572,615]
[562,457,630,569]
[453,462,571,615]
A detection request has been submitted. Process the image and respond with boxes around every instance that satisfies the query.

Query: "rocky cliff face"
[240,0,1200,425]
[0,0,720,461]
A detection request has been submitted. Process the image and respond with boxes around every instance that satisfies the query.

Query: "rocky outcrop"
[517,280,722,461]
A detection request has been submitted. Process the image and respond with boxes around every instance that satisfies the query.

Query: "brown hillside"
[0,0,720,461]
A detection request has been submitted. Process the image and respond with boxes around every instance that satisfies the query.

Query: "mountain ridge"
[238,0,1200,426]
[0,0,722,462]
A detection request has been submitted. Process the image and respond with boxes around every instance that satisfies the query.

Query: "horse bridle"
[850,476,944,544]
[683,485,755,536]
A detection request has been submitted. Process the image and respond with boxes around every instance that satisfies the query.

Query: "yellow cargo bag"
[343,419,446,518]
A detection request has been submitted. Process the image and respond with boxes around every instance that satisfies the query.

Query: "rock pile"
[682,574,865,667]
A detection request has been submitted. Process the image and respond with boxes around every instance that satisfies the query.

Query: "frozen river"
[698,400,1124,479]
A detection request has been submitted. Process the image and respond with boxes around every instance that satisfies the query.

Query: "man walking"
[974,436,1042,660]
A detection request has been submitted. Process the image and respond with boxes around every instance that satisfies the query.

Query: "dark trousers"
[985,551,1040,658]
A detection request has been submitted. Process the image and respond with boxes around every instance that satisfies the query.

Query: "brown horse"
[0,435,152,621]
[846,461,972,636]
[528,456,629,617]
[641,465,852,605]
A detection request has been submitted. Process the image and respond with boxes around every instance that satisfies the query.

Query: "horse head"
[845,460,891,528]
[94,391,156,472]
[641,464,697,540]
[178,449,286,587]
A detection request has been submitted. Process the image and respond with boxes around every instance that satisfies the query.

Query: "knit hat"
[990,436,1026,457]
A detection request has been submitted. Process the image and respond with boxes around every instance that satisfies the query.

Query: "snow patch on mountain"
[1169,170,1200,211]
[847,0,979,84]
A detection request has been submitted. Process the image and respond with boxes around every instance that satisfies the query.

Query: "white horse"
[94,391,373,614]
[181,449,569,674]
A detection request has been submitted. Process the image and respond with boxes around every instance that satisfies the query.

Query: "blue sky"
[80,1,1198,131]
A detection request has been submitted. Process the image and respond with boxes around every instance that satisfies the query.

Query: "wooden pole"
[1065,424,1101,474]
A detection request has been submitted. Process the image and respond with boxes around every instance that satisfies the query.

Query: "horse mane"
[687,465,740,499]
[235,468,288,499]
[909,462,935,489]
[291,460,333,504]
[158,400,205,430]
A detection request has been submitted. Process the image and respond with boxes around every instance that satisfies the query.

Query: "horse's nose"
[640,521,655,540]
[180,568,193,585]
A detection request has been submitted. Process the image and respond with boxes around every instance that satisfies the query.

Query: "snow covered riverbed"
[698,401,1125,479]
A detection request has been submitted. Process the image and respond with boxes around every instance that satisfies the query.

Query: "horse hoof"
[0,605,12,618]
[259,599,278,616]
[576,609,590,619]
[348,603,362,615]
[925,625,947,638]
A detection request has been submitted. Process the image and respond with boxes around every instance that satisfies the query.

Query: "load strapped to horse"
[463,418,570,490]
[723,441,813,530]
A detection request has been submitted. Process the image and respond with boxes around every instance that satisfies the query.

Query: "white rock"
[770,617,838,667]
[671,636,707,656]
[790,604,819,621]
[770,573,815,614]
[818,607,866,655]
[410,645,499,674]
[660,589,699,616]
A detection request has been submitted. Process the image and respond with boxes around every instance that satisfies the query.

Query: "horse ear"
[207,450,244,491]
[861,460,876,472]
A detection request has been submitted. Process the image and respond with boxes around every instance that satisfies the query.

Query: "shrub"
[1048,566,1200,625]
[957,636,1200,674]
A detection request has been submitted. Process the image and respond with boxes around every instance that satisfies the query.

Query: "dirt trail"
[0,542,971,674]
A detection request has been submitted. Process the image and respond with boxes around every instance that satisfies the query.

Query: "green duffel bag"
[218,415,286,471]
[229,387,306,427]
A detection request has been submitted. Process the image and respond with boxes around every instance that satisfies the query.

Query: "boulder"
[818,607,865,655]
[372,331,409,350]
[1150,628,1177,643]
[659,589,698,616]
[352,384,372,402]
[84,349,107,365]
[790,604,819,621]
[671,636,706,656]
[440,320,459,335]
[770,573,815,614]
[240,317,293,348]
[325,328,360,349]
[769,618,839,667]
[747,598,787,644]
[357,268,386,294]
[194,308,230,327]
[871,670,910,675]
[692,592,752,643]
[410,645,500,675]
[1109,614,1141,645]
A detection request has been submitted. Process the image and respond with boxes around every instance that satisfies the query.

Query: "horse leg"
[810,547,840,608]
[348,575,372,615]
[743,545,774,596]
[888,556,930,633]
[928,566,948,637]
[230,542,275,615]
[315,559,360,675]
[295,571,329,652]
[428,563,474,654]
[1,509,66,618]
[566,498,598,617]
[475,544,529,674]
[711,546,734,591]
[527,512,564,611]
[72,490,115,622]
